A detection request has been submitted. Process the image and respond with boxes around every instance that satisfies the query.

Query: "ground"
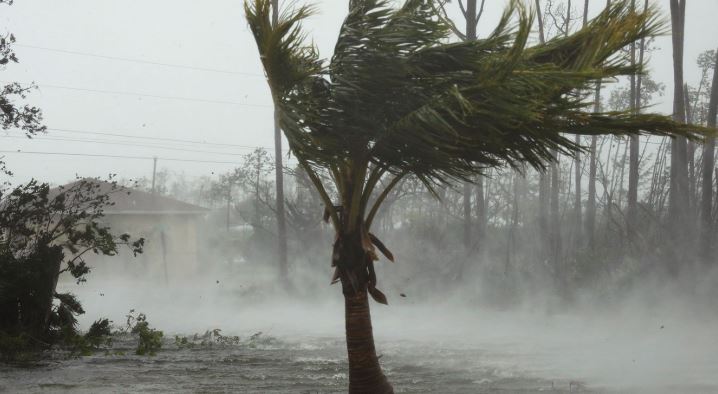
[1,275,717,393]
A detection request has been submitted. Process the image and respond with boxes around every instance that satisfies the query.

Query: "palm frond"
[246,0,702,191]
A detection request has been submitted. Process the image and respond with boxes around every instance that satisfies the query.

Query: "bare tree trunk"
[463,182,472,249]
[535,0,551,260]
[685,84,696,209]
[587,134,598,249]
[573,0,589,248]
[586,1,611,249]
[626,0,642,240]
[539,170,550,250]
[476,176,486,254]
[700,50,718,261]
[272,0,288,283]
[462,0,482,251]
[535,0,546,43]
[669,0,689,270]
[550,150,562,269]
[551,0,570,278]
[465,0,478,41]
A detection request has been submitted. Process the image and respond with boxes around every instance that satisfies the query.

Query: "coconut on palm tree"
[245,0,698,392]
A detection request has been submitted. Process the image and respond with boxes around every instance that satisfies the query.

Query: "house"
[55,180,208,283]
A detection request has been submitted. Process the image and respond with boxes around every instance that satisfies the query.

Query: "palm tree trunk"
[344,289,393,394]
[336,226,393,393]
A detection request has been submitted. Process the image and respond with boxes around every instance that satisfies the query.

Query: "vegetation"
[0,177,145,357]
[174,329,241,349]
[0,0,716,392]
[129,314,163,356]
[0,0,147,358]
[243,0,703,392]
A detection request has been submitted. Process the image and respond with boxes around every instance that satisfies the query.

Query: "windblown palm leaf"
[247,0,695,193]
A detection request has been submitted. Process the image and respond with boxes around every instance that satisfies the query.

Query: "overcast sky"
[1,0,717,185]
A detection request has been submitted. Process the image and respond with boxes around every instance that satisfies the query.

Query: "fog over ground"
[60,260,718,393]
[2,1,718,393]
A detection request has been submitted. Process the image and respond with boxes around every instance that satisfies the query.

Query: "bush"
[0,177,143,357]
[128,312,163,356]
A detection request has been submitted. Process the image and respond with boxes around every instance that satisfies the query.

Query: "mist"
[2,0,718,393]
[38,164,718,393]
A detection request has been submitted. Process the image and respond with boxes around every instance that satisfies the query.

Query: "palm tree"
[245,1,696,392]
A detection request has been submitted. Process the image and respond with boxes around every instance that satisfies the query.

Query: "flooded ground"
[2,280,717,393]
[0,334,578,393]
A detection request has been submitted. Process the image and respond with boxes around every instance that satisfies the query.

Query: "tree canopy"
[246,0,698,229]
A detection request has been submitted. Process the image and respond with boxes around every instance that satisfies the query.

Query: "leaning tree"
[245,0,697,392]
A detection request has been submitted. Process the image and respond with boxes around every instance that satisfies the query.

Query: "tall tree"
[460,0,485,251]
[440,0,487,255]
[700,50,718,261]
[535,0,551,257]
[246,1,693,391]
[668,0,690,262]
[271,0,289,283]
[626,0,647,240]
[551,0,573,273]
[573,0,590,249]
[468,0,486,255]
[587,0,611,249]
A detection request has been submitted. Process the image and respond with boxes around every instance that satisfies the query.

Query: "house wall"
[71,213,202,284]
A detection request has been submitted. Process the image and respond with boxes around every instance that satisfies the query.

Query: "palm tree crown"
[247,0,695,232]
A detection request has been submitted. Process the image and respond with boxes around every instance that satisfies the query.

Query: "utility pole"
[227,181,232,232]
[151,156,158,194]
[272,0,289,284]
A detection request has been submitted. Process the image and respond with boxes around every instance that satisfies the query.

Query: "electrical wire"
[15,44,264,77]
[0,135,263,156]
[2,80,273,108]
[46,127,265,149]
[0,150,242,164]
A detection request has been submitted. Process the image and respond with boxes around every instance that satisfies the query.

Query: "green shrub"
[130,313,163,356]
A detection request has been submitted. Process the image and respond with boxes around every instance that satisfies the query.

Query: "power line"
[0,150,242,164]
[3,80,273,108]
[46,127,265,149]
[1,135,258,156]
[15,44,265,78]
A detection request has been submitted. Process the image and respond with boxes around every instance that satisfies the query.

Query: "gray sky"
[1,0,717,185]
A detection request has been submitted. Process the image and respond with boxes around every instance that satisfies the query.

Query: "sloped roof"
[54,179,208,215]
